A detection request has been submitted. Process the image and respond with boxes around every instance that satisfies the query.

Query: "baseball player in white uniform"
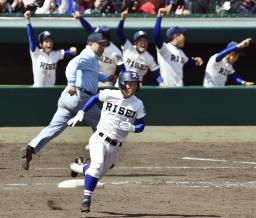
[117,9,167,86]
[153,7,203,87]
[24,10,77,86]
[67,71,146,213]
[73,11,125,87]
[203,38,254,87]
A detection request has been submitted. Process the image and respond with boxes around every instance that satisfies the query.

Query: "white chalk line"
[2,179,256,190]
[35,165,256,170]
[183,157,256,165]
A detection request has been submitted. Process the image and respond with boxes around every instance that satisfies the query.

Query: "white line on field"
[34,166,256,170]
[183,157,256,165]
[2,179,256,189]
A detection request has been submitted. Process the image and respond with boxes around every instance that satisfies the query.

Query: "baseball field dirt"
[1,126,256,218]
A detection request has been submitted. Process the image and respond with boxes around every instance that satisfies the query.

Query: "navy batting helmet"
[38,31,53,43]
[95,25,111,41]
[118,71,141,91]
[133,31,148,42]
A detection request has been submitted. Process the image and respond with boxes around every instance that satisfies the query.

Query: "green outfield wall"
[1,86,256,126]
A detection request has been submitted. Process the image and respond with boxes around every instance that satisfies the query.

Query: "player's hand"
[175,5,184,15]
[121,9,128,21]
[108,74,117,83]
[117,121,135,132]
[166,4,172,14]
[67,110,85,127]
[238,38,252,49]
[242,81,254,86]
[73,11,81,19]
[70,47,77,55]
[192,57,203,66]
[67,85,77,96]
[24,10,31,22]
[158,7,168,17]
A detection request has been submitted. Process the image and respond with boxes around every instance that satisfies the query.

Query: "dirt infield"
[1,126,256,218]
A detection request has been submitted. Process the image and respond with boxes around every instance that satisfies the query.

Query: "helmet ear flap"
[120,81,126,89]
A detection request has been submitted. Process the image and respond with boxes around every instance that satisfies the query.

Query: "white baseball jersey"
[156,43,189,87]
[122,40,159,83]
[97,89,145,142]
[203,54,235,87]
[30,47,65,87]
[98,42,123,87]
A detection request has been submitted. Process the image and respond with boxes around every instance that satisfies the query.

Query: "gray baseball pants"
[28,87,101,153]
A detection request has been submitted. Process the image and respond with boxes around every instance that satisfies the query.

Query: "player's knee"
[86,163,104,178]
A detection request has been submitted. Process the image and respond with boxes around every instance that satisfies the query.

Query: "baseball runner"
[21,32,116,171]
[67,71,146,213]
[24,10,77,87]
[117,9,167,86]
[153,6,203,87]
[73,11,125,87]
[203,38,254,87]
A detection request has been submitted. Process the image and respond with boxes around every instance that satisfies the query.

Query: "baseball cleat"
[70,163,84,176]
[70,157,83,177]
[80,198,91,213]
[21,146,33,170]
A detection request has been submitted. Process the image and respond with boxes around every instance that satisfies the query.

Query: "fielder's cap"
[95,25,110,33]
[166,26,185,39]
[226,41,244,55]
[95,25,111,41]
[38,31,53,43]
[133,31,148,42]
[87,32,108,43]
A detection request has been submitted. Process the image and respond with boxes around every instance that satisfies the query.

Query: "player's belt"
[77,87,93,95]
[98,132,122,147]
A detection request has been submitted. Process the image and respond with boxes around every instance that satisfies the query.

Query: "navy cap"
[87,32,108,43]
[166,26,185,40]
[226,41,244,55]
[133,31,148,42]
[95,25,111,41]
[38,31,53,43]
[95,25,110,34]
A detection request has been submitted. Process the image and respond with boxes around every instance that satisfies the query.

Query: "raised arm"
[216,38,252,62]
[116,9,128,45]
[153,8,168,49]
[24,10,36,52]
[73,11,94,33]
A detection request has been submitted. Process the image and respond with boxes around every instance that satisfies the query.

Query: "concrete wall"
[1,86,256,126]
